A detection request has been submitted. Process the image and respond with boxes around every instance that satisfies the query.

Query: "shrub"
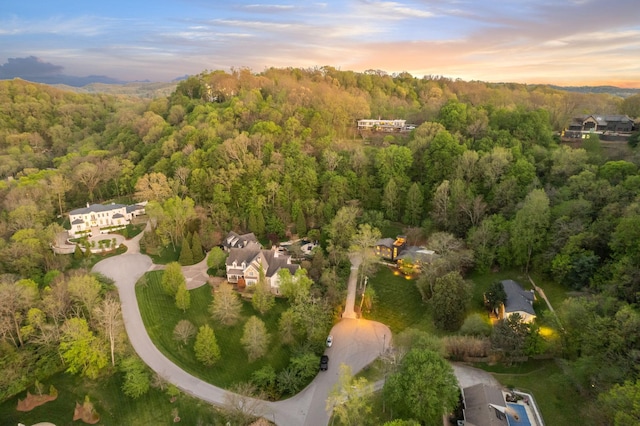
[442,335,491,360]
[460,313,492,336]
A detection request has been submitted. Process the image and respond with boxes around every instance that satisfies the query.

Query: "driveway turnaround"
[93,232,391,426]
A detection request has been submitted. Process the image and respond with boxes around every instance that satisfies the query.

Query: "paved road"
[93,231,391,426]
[342,253,362,319]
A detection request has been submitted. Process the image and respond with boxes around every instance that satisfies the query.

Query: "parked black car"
[319,355,329,371]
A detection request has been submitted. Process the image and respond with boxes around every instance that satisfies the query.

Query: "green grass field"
[147,245,181,264]
[362,266,434,334]
[0,370,224,425]
[136,271,292,387]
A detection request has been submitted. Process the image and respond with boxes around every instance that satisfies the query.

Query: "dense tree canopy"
[0,69,638,417]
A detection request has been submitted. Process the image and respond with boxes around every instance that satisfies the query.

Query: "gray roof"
[463,384,508,426]
[226,247,299,278]
[126,204,144,214]
[575,114,634,125]
[70,203,126,215]
[223,231,260,249]
[396,246,438,263]
[375,238,395,248]
[502,280,536,316]
[227,247,261,267]
[261,249,299,277]
[71,218,84,225]
[112,213,124,219]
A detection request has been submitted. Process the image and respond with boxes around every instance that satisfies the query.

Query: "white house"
[226,246,299,294]
[357,119,407,132]
[68,202,146,238]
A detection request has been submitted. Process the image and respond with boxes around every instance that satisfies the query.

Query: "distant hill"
[551,85,640,98]
[52,81,178,99]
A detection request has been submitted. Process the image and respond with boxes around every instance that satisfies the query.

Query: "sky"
[1,0,639,87]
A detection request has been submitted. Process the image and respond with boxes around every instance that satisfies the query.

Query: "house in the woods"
[500,279,536,323]
[225,245,299,294]
[69,202,146,238]
[357,119,408,132]
[564,114,636,140]
[221,231,260,251]
[375,235,438,275]
[375,235,407,261]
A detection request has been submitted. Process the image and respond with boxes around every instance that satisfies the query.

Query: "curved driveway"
[93,232,391,426]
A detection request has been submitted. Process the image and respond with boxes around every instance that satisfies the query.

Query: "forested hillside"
[1,68,640,423]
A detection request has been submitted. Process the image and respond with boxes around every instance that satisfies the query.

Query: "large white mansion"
[68,202,146,238]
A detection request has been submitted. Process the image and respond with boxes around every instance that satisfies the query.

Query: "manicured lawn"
[485,359,593,425]
[147,245,181,264]
[0,370,224,425]
[362,266,434,334]
[137,271,291,387]
[528,272,569,311]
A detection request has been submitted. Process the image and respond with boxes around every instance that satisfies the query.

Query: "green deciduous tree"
[403,182,424,226]
[350,223,382,290]
[175,282,191,312]
[598,379,640,426]
[67,273,102,320]
[382,178,400,221]
[424,130,466,188]
[325,205,360,251]
[0,278,39,347]
[161,262,185,296]
[326,363,373,426]
[484,281,507,316]
[120,356,151,399]
[209,283,242,326]
[134,172,174,202]
[251,265,274,315]
[146,196,196,251]
[240,316,270,362]
[430,271,472,331]
[206,246,227,271]
[60,317,108,379]
[193,324,221,366]
[510,188,550,272]
[384,348,459,425]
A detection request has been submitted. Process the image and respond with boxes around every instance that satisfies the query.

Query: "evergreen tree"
[191,232,204,263]
[179,240,194,265]
[74,244,84,260]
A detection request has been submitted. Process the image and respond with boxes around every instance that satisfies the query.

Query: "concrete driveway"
[93,230,391,426]
[451,363,502,389]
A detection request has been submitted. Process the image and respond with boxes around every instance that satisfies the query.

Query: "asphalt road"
[93,232,391,426]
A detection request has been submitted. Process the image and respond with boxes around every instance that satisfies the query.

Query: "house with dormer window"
[221,231,260,251]
[226,246,299,294]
